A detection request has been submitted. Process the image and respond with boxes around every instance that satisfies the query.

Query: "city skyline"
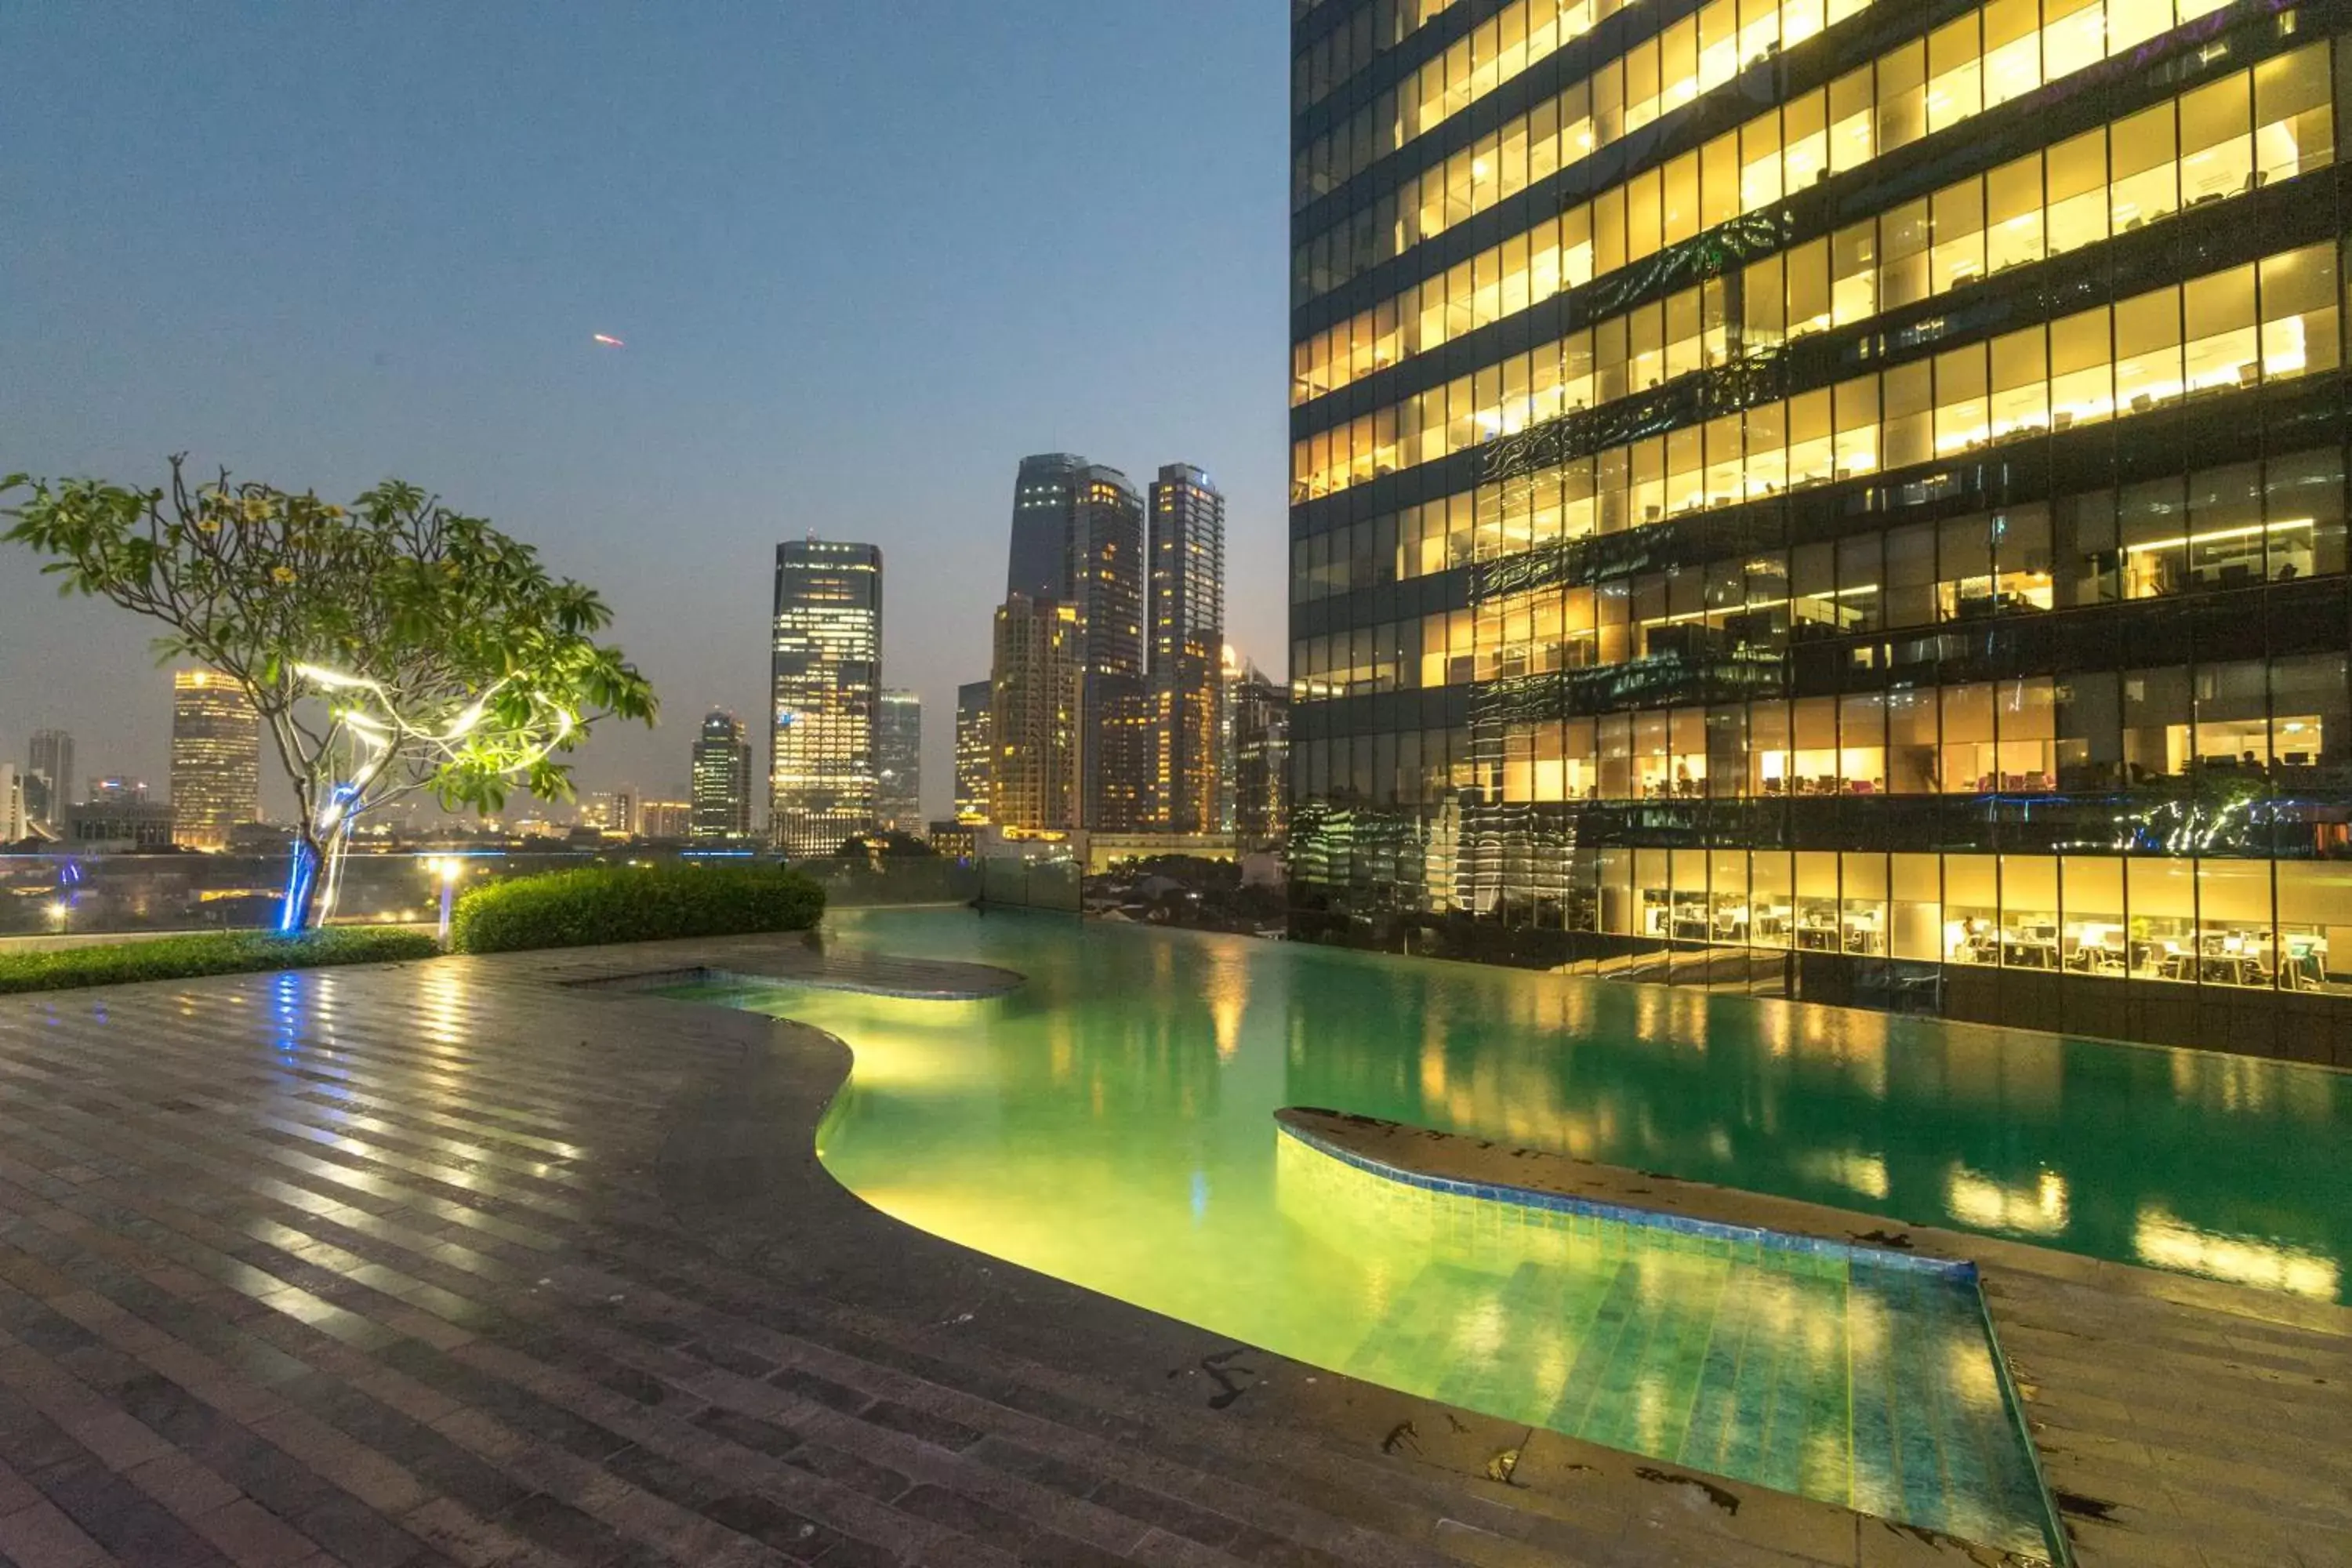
[0,5,1288,826]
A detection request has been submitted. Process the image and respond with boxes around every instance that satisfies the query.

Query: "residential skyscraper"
[26,730,72,829]
[876,689,923,837]
[1287,0,2351,1058]
[1003,455,1147,828]
[1148,464,1226,833]
[989,594,1083,831]
[690,710,753,841]
[770,539,883,855]
[169,670,260,850]
[954,680,993,824]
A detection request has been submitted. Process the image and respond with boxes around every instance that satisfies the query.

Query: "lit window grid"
[1297,0,1873,215]
[1296,0,2251,309]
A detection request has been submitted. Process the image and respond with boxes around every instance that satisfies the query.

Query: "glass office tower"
[771,539,883,855]
[169,670,260,850]
[1287,0,2352,1061]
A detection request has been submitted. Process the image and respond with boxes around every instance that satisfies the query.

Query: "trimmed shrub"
[448,862,826,954]
[0,927,438,996]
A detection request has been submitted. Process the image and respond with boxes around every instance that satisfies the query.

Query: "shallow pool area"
[655,908,2352,1558]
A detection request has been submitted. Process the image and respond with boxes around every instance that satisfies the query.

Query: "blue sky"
[0,2,1290,821]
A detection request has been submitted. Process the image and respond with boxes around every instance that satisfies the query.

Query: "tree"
[2,457,657,928]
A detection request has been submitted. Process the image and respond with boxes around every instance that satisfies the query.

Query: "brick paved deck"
[0,931,2327,1566]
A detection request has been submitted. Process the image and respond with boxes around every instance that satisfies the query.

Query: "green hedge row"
[448,862,826,954]
[0,926,438,996]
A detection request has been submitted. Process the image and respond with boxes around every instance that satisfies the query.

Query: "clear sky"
[0,2,1290,823]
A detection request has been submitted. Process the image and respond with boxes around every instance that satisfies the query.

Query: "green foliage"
[0,458,659,924]
[448,863,826,954]
[0,927,438,996]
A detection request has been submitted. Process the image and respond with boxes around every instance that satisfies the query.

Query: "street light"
[47,900,68,935]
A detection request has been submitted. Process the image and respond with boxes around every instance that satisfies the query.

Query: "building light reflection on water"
[1945,1167,2072,1236]
[2133,1206,2342,1300]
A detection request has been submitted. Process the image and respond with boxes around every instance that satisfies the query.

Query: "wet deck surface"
[0,932,2330,1566]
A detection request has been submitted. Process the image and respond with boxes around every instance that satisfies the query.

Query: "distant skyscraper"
[1148,464,1225,833]
[770,539,883,855]
[169,670,260,850]
[954,680,993,823]
[1229,656,1290,845]
[639,800,692,840]
[1004,455,1146,829]
[26,730,72,829]
[989,595,1083,831]
[690,710,753,841]
[88,775,148,804]
[0,766,25,845]
[875,690,923,837]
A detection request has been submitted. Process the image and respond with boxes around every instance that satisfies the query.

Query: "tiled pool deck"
[0,932,2339,1567]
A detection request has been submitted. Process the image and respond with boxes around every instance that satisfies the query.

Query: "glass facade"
[770,539,883,855]
[1288,0,2352,1059]
[168,670,260,851]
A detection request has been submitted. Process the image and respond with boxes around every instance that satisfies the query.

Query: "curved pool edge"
[622,954,1998,1568]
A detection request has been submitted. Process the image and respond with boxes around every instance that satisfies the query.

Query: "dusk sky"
[0,2,1289,822]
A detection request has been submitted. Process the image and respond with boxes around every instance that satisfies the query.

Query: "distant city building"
[584,788,636,836]
[62,798,176,851]
[876,689,923,837]
[954,680,993,824]
[770,539,882,855]
[26,730,73,828]
[1217,647,1243,833]
[1228,655,1289,845]
[927,819,977,861]
[638,799,692,840]
[169,670,260,850]
[690,710,753,840]
[1004,454,1145,829]
[0,765,26,844]
[989,594,1083,832]
[1148,464,1225,833]
[88,775,149,804]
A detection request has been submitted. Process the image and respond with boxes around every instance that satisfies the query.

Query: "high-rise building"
[989,594,1083,831]
[1004,455,1148,828]
[639,799,693,840]
[955,679,993,824]
[1149,464,1226,832]
[1227,655,1290,846]
[770,539,883,855]
[690,710,753,841]
[0,765,26,845]
[169,670,260,850]
[87,776,148,804]
[876,689,924,836]
[26,730,72,829]
[1288,0,2352,1058]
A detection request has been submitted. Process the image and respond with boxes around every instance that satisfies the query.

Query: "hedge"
[0,927,439,996]
[448,862,826,954]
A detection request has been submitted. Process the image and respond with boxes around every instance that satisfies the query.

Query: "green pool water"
[661,909,2350,1557]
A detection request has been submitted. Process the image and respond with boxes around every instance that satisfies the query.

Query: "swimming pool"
[659,908,2351,1555]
